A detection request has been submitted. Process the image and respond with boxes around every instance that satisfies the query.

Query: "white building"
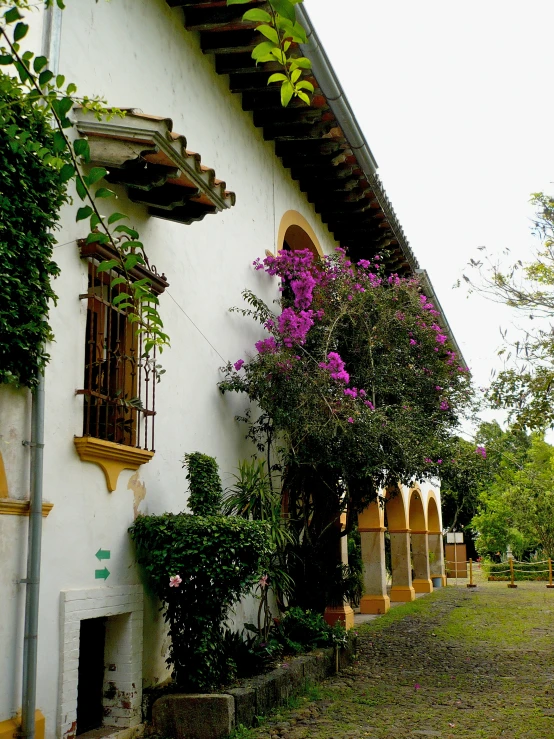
[0,2,454,738]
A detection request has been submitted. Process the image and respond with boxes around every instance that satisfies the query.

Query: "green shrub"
[221,629,275,680]
[273,607,347,652]
[484,559,550,581]
[183,452,224,516]
[221,607,348,680]
[129,513,271,691]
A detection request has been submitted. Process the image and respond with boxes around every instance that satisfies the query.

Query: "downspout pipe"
[20,5,63,739]
[296,4,379,175]
[20,374,45,739]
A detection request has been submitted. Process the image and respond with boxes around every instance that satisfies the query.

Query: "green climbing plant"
[0,0,169,389]
[227,0,314,106]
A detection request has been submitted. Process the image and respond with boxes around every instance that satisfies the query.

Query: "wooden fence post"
[467,558,477,588]
[508,557,517,588]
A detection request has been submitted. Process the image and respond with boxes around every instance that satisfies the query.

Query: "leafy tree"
[221,248,474,610]
[471,430,554,559]
[466,193,554,430]
[438,436,488,535]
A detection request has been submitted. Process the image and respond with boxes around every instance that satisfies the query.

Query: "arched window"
[277,210,323,257]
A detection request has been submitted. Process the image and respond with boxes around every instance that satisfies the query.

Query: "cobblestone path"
[242,581,554,739]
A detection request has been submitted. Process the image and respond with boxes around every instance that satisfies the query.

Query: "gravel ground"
[235,577,554,739]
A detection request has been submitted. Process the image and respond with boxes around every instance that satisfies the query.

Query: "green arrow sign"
[95,548,111,561]
[95,567,110,581]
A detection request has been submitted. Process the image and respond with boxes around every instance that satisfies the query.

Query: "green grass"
[356,589,441,634]
[234,581,554,738]
[435,583,554,648]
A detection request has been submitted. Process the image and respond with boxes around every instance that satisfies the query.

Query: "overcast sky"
[306,0,554,420]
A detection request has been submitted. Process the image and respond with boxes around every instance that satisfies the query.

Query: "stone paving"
[241,579,554,739]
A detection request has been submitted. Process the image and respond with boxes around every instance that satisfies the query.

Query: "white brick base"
[59,586,143,739]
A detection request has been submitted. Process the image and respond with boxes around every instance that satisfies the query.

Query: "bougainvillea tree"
[220,248,474,610]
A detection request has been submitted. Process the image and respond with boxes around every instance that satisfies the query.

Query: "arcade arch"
[357,486,446,614]
[427,491,446,586]
[277,210,324,257]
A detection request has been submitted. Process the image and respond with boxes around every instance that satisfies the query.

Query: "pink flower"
[278,307,313,347]
[319,352,350,384]
[410,339,417,346]
[475,445,487,459]
[169,575,182,588]
[440,400,449,410]
[414,683,421,691]
[234,359,244,371]
[347,417,354,424]
[256,336,278,354]
[259,574,269,588]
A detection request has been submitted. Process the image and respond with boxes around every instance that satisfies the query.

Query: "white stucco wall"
[0,1,342,736]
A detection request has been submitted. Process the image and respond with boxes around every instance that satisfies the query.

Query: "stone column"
[359,527,390,614]
[428,532,447,587]
[411,530,433,593]
[389,530,415,602]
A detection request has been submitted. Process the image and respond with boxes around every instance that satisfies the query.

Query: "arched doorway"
[409,488,433,593]
[427,492,446,586]
[386,488,416,602]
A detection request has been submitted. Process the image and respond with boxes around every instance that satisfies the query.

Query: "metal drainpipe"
[20,374,45,739]
[20,5,63,739]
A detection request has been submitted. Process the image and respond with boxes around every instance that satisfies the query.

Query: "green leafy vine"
[0,0,169,389]
[227,0,314,106]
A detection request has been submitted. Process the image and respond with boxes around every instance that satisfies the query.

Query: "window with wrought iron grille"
[77,242,168,452]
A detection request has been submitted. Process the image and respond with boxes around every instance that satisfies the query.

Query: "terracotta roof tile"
[75,109,235,225]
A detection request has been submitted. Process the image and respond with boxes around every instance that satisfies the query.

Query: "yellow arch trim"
[427,490,442,534]
[0,451,8,498]
[277,210,324,257]
[386,488,408,532]
[358,499,385,531]
[408,486,427,532]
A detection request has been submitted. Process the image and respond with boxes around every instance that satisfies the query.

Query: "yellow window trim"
[74,436,154,492]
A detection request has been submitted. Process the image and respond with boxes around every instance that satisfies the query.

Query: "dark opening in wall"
[77,617,107,735]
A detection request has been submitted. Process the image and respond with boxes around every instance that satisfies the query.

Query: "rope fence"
[444,557,554,589]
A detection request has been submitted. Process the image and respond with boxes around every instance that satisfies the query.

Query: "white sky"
[306,0,554,407]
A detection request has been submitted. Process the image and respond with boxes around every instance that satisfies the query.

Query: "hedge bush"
[484,560,550,581]
[183,452,223,516]
[129,512,271,691]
